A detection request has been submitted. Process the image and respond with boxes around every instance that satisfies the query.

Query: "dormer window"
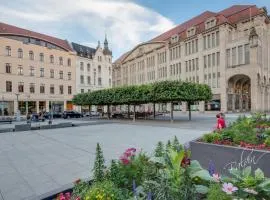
[205,17,217,29]
[171,34,179,44]
[187,27,196,37]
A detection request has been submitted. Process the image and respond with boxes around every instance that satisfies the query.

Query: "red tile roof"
[151,5,265,42]
[0,22,72,51]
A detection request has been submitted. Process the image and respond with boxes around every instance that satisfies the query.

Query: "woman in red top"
[216,113,226,130]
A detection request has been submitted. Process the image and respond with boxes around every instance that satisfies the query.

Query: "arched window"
[50,55,54,63]
[18,48,23,58]
[29,51,34,60]
[5,46,11,56]
[67,58,71,66]
[59,57,63,65]
[98,65,101,74]
[40,53,44,62]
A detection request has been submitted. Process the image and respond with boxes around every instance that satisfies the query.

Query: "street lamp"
[15,93,20,121]
[26,94,30,116]
[1,95,4,117]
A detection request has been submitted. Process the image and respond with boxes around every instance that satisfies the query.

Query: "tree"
[93,143,106,182]
[172,136,181,152]
[154,141,164,157]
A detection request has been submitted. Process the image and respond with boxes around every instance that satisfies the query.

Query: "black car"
[43,112,62,119]
[62,111,82,119]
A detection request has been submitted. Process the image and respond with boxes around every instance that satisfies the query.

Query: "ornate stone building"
[71,37,112,112]
[0,22,76,116]
[113,5,270,113]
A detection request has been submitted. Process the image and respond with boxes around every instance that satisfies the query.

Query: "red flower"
[120,155,130,165]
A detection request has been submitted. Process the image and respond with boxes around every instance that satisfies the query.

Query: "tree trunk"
[170,102,174,123]
[89,105,91,118]
[128,105,130,119]
[133,105,136,122]
[188,102,192,121]
[153,103,156,119]
[107,105,110,119]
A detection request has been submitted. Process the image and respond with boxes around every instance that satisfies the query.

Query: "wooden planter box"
[190,140,270,177]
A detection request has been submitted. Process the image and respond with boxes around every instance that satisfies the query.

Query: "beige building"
[71,38,112,112]
[0,22,76,116]
[113,5,270,113]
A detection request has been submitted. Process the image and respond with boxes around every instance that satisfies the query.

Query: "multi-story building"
[71,38,112,112]
[0,22,76,116]
[113,5,270,113]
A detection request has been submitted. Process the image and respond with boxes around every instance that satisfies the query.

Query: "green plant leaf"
[149,156,166,165]
[195,185,209,194]
[190,170,214,182]
[189,160,203,174]
[242,166,252,177]
[254,168,264,180]
[258,179,270,190]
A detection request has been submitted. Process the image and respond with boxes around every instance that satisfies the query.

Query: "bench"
[0,118,12,124]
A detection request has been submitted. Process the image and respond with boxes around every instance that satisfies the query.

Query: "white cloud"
[0,0,175,59]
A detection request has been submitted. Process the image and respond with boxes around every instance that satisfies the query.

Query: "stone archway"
[227,75,251,112]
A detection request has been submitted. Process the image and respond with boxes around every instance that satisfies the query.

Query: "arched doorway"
[227,75,251,112]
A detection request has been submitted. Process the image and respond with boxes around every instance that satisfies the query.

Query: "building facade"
[0,22,76,116]
[71,38,112,112]
[113,5,270,113]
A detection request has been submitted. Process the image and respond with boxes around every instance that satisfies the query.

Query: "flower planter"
[190,140,270,177]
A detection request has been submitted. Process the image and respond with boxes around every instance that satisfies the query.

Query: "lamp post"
[15,93,20,121]
[1,95,4,117]
[26,94,30,116]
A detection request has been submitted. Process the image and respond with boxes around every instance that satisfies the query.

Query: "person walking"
[216,113,226,130]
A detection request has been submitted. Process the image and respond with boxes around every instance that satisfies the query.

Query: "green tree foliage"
[93,143,106,182]
[72,81,212,106]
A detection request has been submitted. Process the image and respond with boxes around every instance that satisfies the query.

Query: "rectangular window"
[212,53,215,66]
[192,59,195,71]
[207,35,211,48]
[192,40,194,53]
[232,47,236,66]
[6,63,11,73]
[185,61,188,72]
[59,85,64,94]
[244,44,250,64]
[18,66,23,75]
[208,73,211,86]
[188,42,191,55]
[217,72,220,88]
[212,33,215,47]
[68,72,71,80]
[40,53,44,62]
[30,83,35,93]
[68,86,72,95]
[80,75,84,84]
[204,74,207,84]
[195,39,198,52]
[50,85,54,94]
[6,46,11,56]
[6,81,12,92]
[203,36,206,50]
[208,54,211,68]
[50,69,54,78]
[87,76,91,84]
[30,67,34,76]
[98,77,102,86]
[58,71,63,79]
[216,31,220,46]
[212,73,216,88]
[189,60,191,72]
[81,89,84,93]
[87,64,91,72]
[226,49,231,67]
[40,84,45,94]
[238,45,243,65]
[80,62,84,71]
[40,68,44,77]
[196,58,199,70]
[18,82,24,93]
[217,52,220,66]
[170,49,172,60]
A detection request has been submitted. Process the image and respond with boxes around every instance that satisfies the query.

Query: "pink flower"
[125,148,136,157]
[120,155,130,165]
[212,173,221,182]
[75,198,80,200]
[222,183,238,194]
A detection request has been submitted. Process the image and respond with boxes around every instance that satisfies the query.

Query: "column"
[36,101,39,114]
[13,100,18,115]
[64,100,67,111]
[239,95,243,112]
[199,101,205,113]
[232,94,235,111]
[181,102,187,112]
[45,100,50,112]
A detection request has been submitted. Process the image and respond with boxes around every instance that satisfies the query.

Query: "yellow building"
[0,22,76,116]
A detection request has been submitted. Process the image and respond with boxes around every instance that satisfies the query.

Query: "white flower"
[243,188,258,195]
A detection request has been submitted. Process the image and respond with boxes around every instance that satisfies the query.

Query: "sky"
[0,0,269,61]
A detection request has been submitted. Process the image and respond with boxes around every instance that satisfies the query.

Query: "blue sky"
[0,0,269,60]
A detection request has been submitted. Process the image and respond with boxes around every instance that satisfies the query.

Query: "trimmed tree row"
[72,80,212,121]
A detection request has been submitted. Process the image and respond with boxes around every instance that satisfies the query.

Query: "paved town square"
[0,113,231,200]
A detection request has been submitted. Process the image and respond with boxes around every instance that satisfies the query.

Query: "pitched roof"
[0,22,72,51]
[71,42,96,58]
[113,51,130,64]
[151,5,264,42]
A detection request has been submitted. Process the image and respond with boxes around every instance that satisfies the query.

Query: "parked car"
[43,112,62,119]
[30,113,45,122]
[62,111,83,119]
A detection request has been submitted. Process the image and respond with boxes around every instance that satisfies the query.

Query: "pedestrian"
[216,113,226,130]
